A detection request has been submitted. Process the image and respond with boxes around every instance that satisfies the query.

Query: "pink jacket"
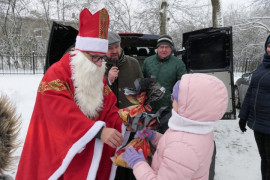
[133,73,228,180]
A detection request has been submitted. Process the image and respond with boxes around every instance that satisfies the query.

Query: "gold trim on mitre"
[38,79,73,97]
[99,9,109,39]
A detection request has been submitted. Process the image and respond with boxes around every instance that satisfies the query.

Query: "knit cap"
[172,80,180,102]
[157,34,174,49]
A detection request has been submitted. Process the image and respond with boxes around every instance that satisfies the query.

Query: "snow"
[0,74,261,179]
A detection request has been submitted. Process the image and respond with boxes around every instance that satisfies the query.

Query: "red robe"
[15,52,123,180]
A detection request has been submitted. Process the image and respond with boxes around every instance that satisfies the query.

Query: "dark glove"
[239,118,247,132]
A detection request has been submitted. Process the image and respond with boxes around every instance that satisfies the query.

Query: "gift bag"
[111,138,152,169]
[118,78,166,131]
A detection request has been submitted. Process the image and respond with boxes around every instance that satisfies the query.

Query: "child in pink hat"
[122,73,228,180]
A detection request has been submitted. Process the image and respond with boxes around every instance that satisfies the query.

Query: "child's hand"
[134,128,155,141]
[122,147,145,168]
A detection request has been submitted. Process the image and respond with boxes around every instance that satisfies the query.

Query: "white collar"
[168,109,215,134]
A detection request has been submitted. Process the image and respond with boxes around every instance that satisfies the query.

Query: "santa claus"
[16,8,129,180]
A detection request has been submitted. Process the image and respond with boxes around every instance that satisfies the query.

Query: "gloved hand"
[239,118,247,132]
[122,147,145,168]
[134,128,155,141]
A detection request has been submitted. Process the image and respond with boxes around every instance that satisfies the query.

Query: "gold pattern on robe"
[38,79,74,97]
[104,84,111,96]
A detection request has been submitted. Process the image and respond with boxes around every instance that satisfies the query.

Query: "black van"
[44,24,159,71]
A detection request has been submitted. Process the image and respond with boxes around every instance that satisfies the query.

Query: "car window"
[119,33,159,66]
[242,73,251,78]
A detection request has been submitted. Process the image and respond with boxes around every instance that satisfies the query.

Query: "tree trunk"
[160,0,168,34]
[211,0,223,28]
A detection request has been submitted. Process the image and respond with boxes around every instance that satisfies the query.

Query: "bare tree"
[137,0,211,35]
[223,2,270,73]
[134,0,212,48]
[0,0,33,55]
[40,0,51,30]
[160,0,168,34]
[251,0,270,10]
[211,0,223,27]
[104,0,143,32]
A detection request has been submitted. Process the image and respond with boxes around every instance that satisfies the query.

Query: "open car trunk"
[181,26,236,119]
[44,22,78,73]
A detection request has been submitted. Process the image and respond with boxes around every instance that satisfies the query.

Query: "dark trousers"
[157,111,171,134]
[254,131,270,180]
[209,141,216,180]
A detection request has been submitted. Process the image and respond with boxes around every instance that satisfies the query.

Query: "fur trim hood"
[0,93,21,174]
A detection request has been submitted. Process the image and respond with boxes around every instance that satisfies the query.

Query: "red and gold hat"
[75,8,109,54]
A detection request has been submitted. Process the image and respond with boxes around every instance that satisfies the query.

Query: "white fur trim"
[109,123,129,180]
[70,50,106,119]
[168,109,215,134]
[49,121,105,180]
[109,163,117,180]
[87,136,104,180]
[75,36,108,54]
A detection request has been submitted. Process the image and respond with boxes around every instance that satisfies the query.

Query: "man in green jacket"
[142,34,187,133]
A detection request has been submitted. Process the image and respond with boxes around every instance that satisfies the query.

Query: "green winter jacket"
[142,54,187,112]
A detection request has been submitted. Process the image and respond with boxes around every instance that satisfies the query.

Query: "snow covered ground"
[0,74,261,179]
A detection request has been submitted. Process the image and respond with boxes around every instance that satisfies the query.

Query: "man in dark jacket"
[105,32,143,180]
[105,32,143,109]
[142,34,187,133]
[239,35,270,180]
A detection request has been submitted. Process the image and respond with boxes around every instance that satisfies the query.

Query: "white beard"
[70,50,106,119]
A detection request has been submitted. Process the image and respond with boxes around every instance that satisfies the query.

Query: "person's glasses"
[85,52,105,63]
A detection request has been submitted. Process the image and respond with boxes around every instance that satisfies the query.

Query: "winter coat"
[105,52,143,108]
[142,54,187,113]
[133,73,228,180]
[238,35,270,135]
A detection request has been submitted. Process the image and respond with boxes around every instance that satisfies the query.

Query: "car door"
[181,26,236,119]
[44,22,78,73]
